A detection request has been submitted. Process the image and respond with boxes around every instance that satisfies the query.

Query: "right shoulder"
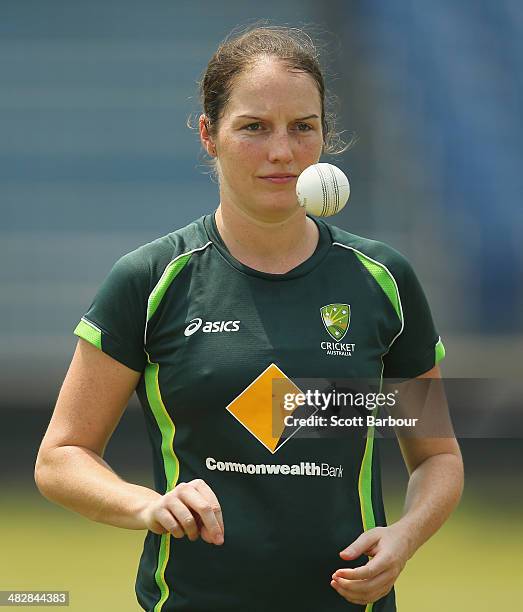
[74,217,213,372]
[111,215,213,291]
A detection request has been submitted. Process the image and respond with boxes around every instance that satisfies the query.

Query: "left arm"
[331,365,464,606]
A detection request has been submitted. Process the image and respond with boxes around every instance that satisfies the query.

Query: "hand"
[140,479,224,545]
[330,524,410,605]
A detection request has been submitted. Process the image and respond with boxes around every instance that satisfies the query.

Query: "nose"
[267,130,294,164]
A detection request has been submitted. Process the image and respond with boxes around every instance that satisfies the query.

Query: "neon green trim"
[359,406,377,612]
[147,254,192,322]
[354,252,402,322]
[144,252,192,610]
[73,318,101,349]
[349,245,400,612]
[145,359,179,610]
[435,337,446,363]
[145,361,179,491]
[358,418,376,532]
[153,534,171,612]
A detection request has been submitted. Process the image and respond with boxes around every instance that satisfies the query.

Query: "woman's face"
[204,58,324,221]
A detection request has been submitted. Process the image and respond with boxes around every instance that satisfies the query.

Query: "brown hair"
[198,24,349,155]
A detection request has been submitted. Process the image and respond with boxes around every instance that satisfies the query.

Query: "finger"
[333,554,388,581]
[176,485,224,544]
[168,496,201,541]
[191,479,225,536]
[331,577,390,607]
[340,528,383,559]
[154,507,185,539]
[333,569,394,599]
[330,579,368,606]
[192,512,216,545]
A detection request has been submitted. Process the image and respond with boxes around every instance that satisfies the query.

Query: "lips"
[259,174,297,184]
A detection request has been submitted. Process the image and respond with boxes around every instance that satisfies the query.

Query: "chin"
[253,197,302,220]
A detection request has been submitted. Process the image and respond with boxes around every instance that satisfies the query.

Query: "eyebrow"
[236,114,320,121]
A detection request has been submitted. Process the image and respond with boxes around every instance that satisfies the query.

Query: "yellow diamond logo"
[225,363,308,454]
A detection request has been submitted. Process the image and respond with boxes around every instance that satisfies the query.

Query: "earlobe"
[199,114,217,157]
[204,136,216,157]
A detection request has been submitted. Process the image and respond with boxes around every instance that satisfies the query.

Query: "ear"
[199,114,217,157]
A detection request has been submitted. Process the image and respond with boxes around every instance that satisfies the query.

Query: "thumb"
[340,528,381,559]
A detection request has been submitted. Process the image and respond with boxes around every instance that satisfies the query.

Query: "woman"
[35,25,463,612]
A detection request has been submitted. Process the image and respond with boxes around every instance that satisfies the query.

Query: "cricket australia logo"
[320,304,350,340]
[320,303,355,357]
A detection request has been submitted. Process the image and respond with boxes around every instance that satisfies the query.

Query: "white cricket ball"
[296,163,350,217]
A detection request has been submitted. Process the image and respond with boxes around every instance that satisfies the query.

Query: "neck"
[214,203,319,274]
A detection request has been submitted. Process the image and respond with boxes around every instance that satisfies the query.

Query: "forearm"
[393,452,464,558]
[35,445,161,530]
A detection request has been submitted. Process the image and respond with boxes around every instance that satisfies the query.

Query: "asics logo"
[184,318,241,336]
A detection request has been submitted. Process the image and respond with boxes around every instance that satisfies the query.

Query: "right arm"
[34,338,224,545]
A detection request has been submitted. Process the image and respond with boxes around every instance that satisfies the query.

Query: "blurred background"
[1,1,521,610]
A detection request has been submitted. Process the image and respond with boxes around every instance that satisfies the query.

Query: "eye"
[295,122,313,132]
[243,122,262,131]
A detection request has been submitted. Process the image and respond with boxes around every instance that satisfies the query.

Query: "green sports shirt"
[74,213,445,612]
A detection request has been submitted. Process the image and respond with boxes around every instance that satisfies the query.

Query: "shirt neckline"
[203,211,332,281]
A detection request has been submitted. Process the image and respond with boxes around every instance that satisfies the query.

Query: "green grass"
[385,487,523,611]
[0,488,144,611]
[1,483,521,611]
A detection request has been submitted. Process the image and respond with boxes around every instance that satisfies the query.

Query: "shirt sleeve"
[382,252,445,379]
[73,250,151,372]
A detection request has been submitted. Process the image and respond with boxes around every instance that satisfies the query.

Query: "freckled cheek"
[228,141,265,173]
[296,137,323,163]
[239,139,263,157]
[219,142,262,187]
